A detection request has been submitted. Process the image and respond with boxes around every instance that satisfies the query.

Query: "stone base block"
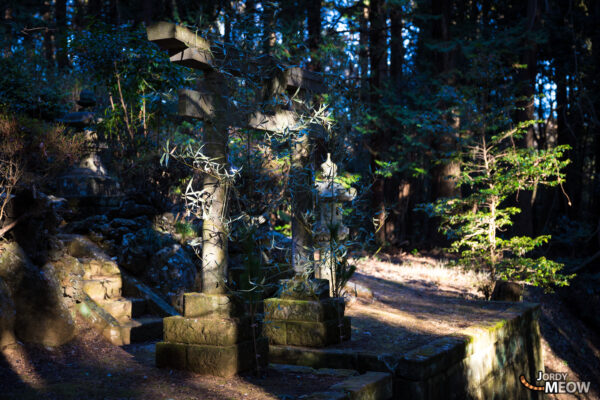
[279,278,330,300]
[164,315,259,346]
[183,293,244,318]
[264,298,345,322]
[264,316,351,347]
[156,337,268,377]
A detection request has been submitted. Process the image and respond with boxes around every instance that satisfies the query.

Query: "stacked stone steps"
[81,269,165,345]
[59,234,168,345]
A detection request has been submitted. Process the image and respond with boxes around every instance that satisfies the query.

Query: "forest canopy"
[1,0,598,289]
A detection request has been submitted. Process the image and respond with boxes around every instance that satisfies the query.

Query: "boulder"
[14,263,75,347]
[53,254,85,304]
[149,244,197,295]
[64,214,109,234]
[118,229,160,274]
[0,278,16,348]
[109,199,157,219]
[0,242,74,347]
[0,242,27,292]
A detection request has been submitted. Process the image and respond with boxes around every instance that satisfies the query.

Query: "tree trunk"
[88,0,101,17]
[359,3,369,102]
[368,0,388,245]
[262,2,276,55]
[430,0,460,246]
[2,6,13,58]
[513,0,539,237]
[55,0,68,68]
[390,4,404,89]
[307,0,321,72]
[143,0,156,25]
[245,0,256,44]
[42,1,55,66]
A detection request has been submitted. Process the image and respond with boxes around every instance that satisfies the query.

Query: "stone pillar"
[200,122,229,294]
[290,133,313,276]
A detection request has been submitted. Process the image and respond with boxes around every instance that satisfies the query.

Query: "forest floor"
[1,252,599,400]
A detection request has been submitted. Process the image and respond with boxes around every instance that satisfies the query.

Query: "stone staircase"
[59,234,174,345]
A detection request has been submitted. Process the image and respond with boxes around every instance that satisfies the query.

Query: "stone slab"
[156,337,269,377]
[264,316,351,347]
[83,276,122,301]
[163,315,258,346]
[183,292,244,318]
[286,67,325,93]
[329,371,393,400]
[248,110,299,133]
[170,48,214,70]
[279,278,330,300]
[147,21,211,54]
[299,391,349,400]
[264,297,345,322]
[99,298,132,321]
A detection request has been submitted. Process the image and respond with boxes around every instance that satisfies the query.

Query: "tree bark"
[513,0,539,237]
[307,0,322,72]
[359,3,369,102]
[55,0,68,68]
[368,0,388,245]
[262,2,276,55]
[390,4,404,89]
[42,0,55,66]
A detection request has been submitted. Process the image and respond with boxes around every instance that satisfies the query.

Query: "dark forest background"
[1,0,599,269]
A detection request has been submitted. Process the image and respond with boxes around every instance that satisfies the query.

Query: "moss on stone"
[163,315,257,346]
[264,298,344,322]
[183,293,244,318]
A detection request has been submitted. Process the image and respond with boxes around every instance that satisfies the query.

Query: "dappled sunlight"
[1,344,47,390]
[353,255,489,299]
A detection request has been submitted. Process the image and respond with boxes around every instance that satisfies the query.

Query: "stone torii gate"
[147,21,325,376]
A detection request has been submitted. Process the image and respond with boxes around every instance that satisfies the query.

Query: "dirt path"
[351,254,600,400]
[1,253,599,399]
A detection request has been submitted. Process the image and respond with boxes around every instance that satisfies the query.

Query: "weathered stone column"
[199,72,230,294]
[290,132,313,276]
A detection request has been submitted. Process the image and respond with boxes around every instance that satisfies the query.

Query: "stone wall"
[270,302,544,400]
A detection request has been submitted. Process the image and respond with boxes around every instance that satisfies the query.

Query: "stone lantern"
[262,153,354,348]
[314,153,356,295]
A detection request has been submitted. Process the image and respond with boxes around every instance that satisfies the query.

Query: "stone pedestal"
[156,292,268,377]
[263,278,351,347]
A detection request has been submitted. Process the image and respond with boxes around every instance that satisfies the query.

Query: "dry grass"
[353,253,490,299]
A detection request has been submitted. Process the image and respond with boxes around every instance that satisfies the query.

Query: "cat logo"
[520,373,591,394]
